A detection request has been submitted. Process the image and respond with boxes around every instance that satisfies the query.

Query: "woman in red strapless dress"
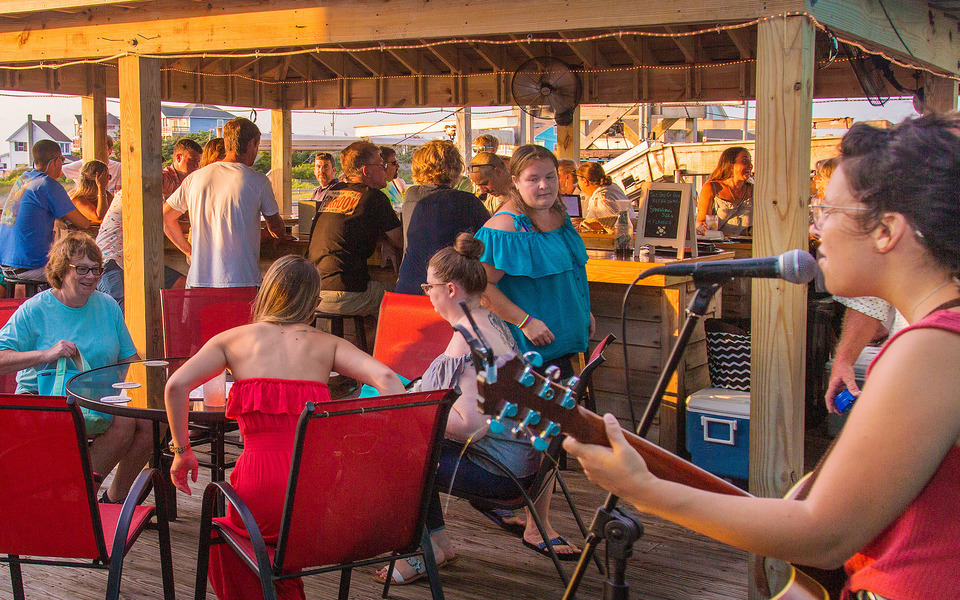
[165,255,406,600]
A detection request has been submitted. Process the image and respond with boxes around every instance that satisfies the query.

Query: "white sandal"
[373,556,427,585]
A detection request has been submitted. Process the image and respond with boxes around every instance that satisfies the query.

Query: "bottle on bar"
[615,210,633,259]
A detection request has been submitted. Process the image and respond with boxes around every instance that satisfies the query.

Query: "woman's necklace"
[727,180,748,205]
[910,280,958,320]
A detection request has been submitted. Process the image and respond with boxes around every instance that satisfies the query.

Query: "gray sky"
[0,92,921,150]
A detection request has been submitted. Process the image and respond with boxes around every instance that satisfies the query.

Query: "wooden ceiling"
[0,0,955,110]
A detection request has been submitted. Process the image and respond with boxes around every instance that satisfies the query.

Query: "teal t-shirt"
[474,213,591,362]
[0,289,137,393]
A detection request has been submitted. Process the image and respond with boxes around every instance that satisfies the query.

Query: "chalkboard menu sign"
[642,188,684,239]
[636,182,697,259]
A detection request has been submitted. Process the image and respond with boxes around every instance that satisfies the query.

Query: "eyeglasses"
[809,204,868,228]
[420,282,444,293]
[69,264,104,277]
[386,160,399,167]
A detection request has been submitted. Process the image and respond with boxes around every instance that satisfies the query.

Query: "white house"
[3,114,73,170]
[72,112,121,149]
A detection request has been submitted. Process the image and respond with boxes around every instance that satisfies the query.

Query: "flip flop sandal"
[478,508,526,537]
[522,536,582,562]
[373,556,428,585]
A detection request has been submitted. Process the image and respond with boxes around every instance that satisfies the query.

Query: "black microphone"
[642,249,819,284]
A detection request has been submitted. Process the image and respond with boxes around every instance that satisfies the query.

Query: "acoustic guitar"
[472,350,838,600]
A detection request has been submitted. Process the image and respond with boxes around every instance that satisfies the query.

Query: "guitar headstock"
[474,351,581,452]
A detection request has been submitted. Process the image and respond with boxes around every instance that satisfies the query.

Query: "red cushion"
[98,504,156,558]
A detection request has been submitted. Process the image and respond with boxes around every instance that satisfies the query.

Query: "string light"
[0,10,954,84]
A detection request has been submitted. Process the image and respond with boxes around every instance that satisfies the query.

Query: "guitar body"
[475,354,841,600]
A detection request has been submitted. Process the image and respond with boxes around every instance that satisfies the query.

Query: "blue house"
[161,104,237,137]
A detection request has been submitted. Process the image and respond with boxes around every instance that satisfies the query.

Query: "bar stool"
[0,273,46,298]
[314,311,368,353]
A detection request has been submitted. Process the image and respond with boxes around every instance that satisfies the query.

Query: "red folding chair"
[160,287,258,358]
[373,292,452,381]
[159,287,257,517]
[0,394,174,600]
[0,298,27,393]
[195,389,455,600]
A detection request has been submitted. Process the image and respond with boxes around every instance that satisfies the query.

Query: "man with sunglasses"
[0,140,91,284]
[306,141,402,326]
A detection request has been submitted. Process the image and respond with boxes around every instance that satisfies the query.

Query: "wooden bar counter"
[585,249,731,456]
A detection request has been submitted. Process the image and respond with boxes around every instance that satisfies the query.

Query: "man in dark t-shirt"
[306,141,402,318]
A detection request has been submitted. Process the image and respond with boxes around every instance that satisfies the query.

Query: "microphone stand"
[562,275,724,600]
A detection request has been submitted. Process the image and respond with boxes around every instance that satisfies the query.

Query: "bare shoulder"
[485,212,517,232]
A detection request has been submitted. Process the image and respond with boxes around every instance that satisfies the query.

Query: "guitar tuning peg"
[536,379,555,400]
[559,376,579,409]
[530,420,561,451]
[544,365,561,380]
[484,363,498,384]
[517,364,535,387]
[522,351,543,367]
[512,409,540,436]
[487,401,518,434]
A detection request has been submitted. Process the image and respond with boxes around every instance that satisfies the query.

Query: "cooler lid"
[686,387,750,418]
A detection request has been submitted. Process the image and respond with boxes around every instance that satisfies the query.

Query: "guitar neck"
[565,406,752,498]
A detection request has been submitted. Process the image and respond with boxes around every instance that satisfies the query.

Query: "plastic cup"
[705,215,719,231]
[202,370,227,407]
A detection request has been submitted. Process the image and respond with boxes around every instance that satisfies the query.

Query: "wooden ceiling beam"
[559,32,611,69]
[387,47,440,75]
[421,40,468,73]
[345,48,382,76]
[810,0,960,75]
[0,0,145,16]
[726,28,753,59]
[471,43,508,72]
[664,26,697,63]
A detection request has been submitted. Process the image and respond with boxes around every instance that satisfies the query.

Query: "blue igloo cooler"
[685,388,750,481]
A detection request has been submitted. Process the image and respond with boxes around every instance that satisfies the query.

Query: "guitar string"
[441,424,492,517]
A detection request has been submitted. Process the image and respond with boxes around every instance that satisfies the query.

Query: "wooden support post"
[270,107,293,215]
[750,14,814,597]
[554,105,580,161]
[118,55,164,359]
[922,72,958,114]
[456,107,472,164]
[81,64,108,163]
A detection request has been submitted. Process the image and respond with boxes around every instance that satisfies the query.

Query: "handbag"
[37,354,114,435]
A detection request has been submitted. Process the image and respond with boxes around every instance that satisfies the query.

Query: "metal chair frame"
[0,395,174,600]
[194,391,456,600]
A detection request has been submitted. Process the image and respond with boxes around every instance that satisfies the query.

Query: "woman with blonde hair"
[199,137,226,168]
[165,254,404,600]
[396,140,489,294]
[68,159,112,223]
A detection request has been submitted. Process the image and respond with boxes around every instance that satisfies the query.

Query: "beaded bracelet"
[518,314,532,329]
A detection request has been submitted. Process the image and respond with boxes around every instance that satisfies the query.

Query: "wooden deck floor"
[0,465,749,600]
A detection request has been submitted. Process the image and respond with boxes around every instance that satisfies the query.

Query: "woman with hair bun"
[567,113,960,600]
[165,254,404,600]
[576,161,633,220]
[376,232,578,584]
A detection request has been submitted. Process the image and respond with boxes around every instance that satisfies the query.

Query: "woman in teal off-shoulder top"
[474,144,594,378]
